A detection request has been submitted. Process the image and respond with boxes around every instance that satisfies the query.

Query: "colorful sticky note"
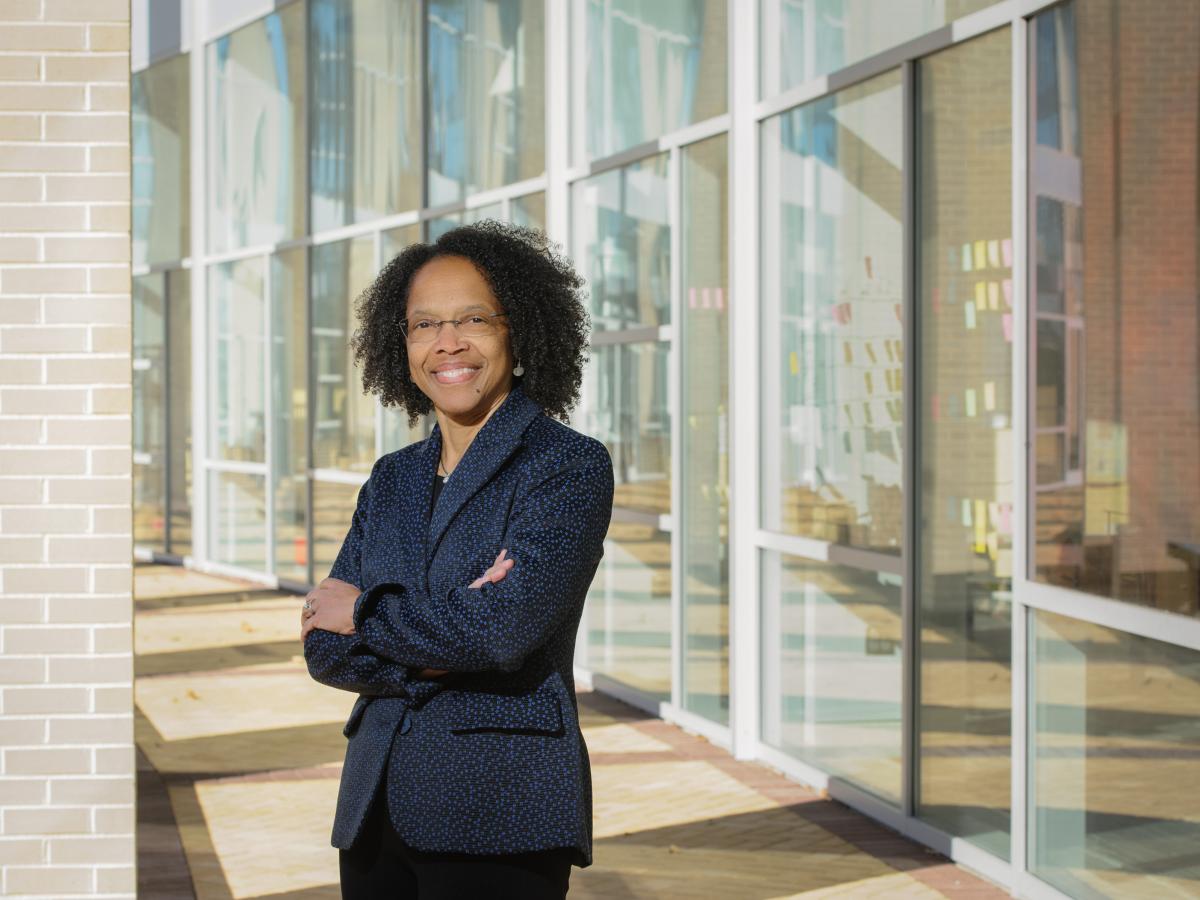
[974,499,988,552]
[984,381,996,410]
[688,287,697,309]
[974,241,988,270]
[988,240,1001,268]
[931,393,941,421]
[998,502,1013,535]
[962,243,973,272]
[965,388,977,417]
[988,281,1000,310]
[1002,279,1013,307]
[864,372,874,395]
[789,351,799,375]
[865,342,878,363]
[843,342,853,364]
[1002,312,1013,342]
[932,286,941,314]
[1002,238,1013,267]
[714,287,725,310]
[962,499,973,527]
[975,281,987,310]
[965,302,977,330]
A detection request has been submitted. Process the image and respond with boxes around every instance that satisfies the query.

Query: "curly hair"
[350,220,591,427]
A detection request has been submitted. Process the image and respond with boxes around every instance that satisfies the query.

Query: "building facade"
[130,2,1200,898]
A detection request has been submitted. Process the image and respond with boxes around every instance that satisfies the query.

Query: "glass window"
[761,70,903,553]
[210,471,267,571]
[165,269,193,558]
[1030,0,1200,620]
[132,53,189,266]
[313,480,362,578]
[208,4,307,252]
[427,0,545,206]
[759,0,1000,98]
[511,191,546,231]
[681,134,729,724]
[915,29,1013,859]
[1030,610,1200,898]
[210,257,267,463]
[761,553,903,803]
[581,340,671,701]
[133,273,167,550]
[311,236,378,473]
[583,0,726,160]
[380,224,431,452]
[572,153,671,332]
[309,0,422,232]
[272,248,309,583]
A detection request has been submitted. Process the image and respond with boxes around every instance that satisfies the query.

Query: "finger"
[496,549,507,564]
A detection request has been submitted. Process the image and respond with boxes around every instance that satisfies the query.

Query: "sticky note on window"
[789,351,799,375]
[962,243,973,272]
[1002,312,1013,342]
[1002,238,1013,267]
[965,388,977,417]
[988,281,1000,310]
[975,282,987,310]
[974,241,987,270]
[962,498,973,526]
[1002,279,1012,307]
[988,240,1001,268]
[984,381,996,410]
[965,302,977,329]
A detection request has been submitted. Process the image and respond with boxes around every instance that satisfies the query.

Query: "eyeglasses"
[400,312,509,343]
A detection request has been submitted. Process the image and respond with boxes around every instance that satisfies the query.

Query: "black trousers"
[339,792,573,899]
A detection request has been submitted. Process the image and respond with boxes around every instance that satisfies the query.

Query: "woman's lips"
[432,366,480,385]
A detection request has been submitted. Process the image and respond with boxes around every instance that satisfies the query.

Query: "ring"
[303,599,313,611]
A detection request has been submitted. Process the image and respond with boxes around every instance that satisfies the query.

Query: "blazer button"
[399,710,412,735]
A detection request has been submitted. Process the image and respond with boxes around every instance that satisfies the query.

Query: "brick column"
[0,1,135,897]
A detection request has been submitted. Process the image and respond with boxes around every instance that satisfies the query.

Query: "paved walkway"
[134,563,1007,899]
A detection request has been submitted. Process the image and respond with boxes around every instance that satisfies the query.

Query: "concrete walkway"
[134,563,1007,899]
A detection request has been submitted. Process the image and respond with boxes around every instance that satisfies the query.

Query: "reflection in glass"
[681,135,729,724]
[272,249,309,583]
[132,53,189,266]
[584,0,725,159]
[210,471,267,571]
[427,0,545,205]
[759,0,999,98]
[426,213,462,242]
[1031,611,1200,898]
[587,521,671,701]
[1031,0,1200,619]
[572,153,670,331]
[166,269,193,557]
[309,0,422,232]
[210,258,266,463]
[511,192,546,231]
[916,29,1013,858]
[761,70,903,553]
[584,342,670,516]
[761,553,902,803]
[381,224,431,451]
[133,274,166,549]
[313,480,362,579]
[311,236,378,473]
[208,4,306,252]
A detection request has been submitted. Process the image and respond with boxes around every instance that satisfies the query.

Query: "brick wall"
[0,1,135,897]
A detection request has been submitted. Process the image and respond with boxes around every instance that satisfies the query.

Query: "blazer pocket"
[448,688,564,737]
[343,695,372,738]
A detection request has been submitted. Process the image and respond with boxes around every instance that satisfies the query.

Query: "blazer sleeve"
[303,467,415,696]
[351,441,614,674]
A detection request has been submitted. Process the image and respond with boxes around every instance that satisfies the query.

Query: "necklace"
[438,458,452,480]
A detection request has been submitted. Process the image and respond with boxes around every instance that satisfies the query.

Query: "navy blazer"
[303,385,613,867]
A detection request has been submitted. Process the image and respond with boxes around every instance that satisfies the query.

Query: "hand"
[300,577,361,641]
[469,548,514,589]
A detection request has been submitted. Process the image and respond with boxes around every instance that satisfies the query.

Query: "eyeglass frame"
[398,311,510,342]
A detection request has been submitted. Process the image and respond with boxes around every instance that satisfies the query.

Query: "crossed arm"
[302,445,612,689]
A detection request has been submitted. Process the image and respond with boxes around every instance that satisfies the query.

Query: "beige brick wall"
[0,2,134,897]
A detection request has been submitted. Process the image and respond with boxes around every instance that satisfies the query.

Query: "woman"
[300,221,613,899]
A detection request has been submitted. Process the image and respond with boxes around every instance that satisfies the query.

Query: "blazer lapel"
[397,431,438,592]
[427,385,541,562]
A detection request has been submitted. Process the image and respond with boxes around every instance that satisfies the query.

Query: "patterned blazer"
[303,385,613,867]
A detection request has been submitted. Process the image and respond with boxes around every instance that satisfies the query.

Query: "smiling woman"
[299,221,612,900]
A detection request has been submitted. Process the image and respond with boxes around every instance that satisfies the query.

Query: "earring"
[513,360,525,377]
